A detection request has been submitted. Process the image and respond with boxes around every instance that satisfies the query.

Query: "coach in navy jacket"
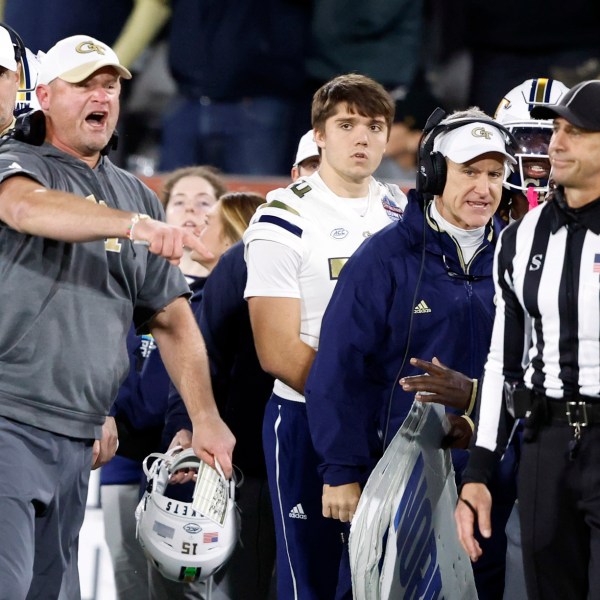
[305,190,497,487]
[305,108,523,598]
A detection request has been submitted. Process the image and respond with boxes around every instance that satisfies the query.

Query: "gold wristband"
[465,378,478,417]
[127,213,150,243]
[460,414,475,433]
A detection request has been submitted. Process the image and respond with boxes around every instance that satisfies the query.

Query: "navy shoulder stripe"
[257,214,303,237]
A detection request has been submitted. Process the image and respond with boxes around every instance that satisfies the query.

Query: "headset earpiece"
[417,123,448,196]
[0,108,46,152]
[417,108,449,196]
[416,108,518,197]
[0,22,25,64]
[13,109,46,145]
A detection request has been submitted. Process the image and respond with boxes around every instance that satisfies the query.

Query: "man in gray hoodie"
[0,34,235,599]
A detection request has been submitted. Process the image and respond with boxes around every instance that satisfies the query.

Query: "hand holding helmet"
[136,447,239,583]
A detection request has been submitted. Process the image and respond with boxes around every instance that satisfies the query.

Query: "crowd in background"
[4,0,600,180]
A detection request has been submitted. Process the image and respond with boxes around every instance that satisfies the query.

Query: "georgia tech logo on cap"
[471,126,493,140]
[75,41,106,56]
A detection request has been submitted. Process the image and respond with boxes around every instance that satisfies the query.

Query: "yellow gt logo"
[76,41,106,56]
[471,126,493,140]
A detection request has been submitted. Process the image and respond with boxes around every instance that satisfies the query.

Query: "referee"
[455,79,600,600]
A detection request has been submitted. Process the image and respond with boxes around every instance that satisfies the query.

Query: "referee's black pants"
[518,423,600,600]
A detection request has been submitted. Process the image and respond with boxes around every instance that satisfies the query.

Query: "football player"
[494,77,569,222]
[243,73,407,600]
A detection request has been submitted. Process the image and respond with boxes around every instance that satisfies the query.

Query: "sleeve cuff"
[321,464,370,487]
[461,446,500,486]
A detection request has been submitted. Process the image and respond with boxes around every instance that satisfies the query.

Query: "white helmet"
[135,448,239,583]
[495,78,569,201]
[15,48,41,114]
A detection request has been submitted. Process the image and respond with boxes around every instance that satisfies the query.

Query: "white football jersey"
[244,171,406,402]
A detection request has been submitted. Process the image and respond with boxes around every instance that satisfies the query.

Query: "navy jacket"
[305,191,499,486]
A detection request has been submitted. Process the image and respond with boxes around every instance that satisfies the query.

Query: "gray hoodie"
[0,141,189,439]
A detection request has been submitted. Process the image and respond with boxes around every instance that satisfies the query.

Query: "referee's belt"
[538,394,600,427]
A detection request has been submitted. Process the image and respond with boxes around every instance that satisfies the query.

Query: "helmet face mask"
[504,124,553,196]
[495,78,569,202]
[136,448,239,582]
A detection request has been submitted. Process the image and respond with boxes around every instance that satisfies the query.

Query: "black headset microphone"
[2,110,118,152]
[381,108,517,447]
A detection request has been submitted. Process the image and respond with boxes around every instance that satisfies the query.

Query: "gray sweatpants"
[0,416,92,600]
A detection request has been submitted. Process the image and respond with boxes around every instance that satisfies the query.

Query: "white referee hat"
[38,35,132,85]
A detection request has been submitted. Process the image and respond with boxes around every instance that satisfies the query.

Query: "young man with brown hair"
[243,73,406,599]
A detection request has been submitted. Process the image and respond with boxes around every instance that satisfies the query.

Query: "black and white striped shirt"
[465,188,600,483]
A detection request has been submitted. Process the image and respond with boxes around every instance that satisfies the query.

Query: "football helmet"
[136,448,239,583]
[495,78,568,201]
[15,48,40,115]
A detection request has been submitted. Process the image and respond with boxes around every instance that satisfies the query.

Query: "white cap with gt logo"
[38,35,132,85]
[433,122,517,165]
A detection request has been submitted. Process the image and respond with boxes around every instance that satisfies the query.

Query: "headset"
[1,112,118,153]
[13,108,45,144]
[416,107,519,197]
[0,22,25,64]
[0,108,46,151]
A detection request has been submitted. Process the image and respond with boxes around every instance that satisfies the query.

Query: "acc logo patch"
[183,523,203,534]
[330,227,349,239]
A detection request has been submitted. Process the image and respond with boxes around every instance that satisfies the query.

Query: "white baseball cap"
[38,35,132,85]
[293,130,320,166]
[0,26,18,72]
[433,122,516,165]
